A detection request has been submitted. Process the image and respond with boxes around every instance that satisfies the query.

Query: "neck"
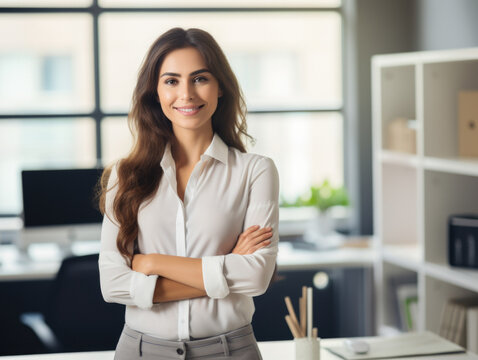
[171,126,214,166]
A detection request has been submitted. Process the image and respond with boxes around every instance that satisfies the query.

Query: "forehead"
[160,47,207,74]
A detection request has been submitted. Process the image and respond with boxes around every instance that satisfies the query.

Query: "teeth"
[177,106,199,112]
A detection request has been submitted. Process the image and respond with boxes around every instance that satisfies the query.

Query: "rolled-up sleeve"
[202,157,279,298]
[98,165,158,309]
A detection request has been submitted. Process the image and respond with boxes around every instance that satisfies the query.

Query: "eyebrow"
[160,68,211,78]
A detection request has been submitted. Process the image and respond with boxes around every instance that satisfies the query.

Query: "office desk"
[0,238,375,353]
[0,338,477,360]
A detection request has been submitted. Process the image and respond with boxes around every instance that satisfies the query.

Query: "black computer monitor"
[20,168,104,249]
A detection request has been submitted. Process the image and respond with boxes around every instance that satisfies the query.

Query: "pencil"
[307,287,313,338]
[285,315,301,338]
[299,296,306,336]
[284,296,302,336]
[301,286,307,336]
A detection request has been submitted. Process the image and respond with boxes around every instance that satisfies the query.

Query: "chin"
[173,120,212,132]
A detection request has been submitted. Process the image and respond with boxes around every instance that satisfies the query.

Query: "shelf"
[379,65,416,153]
[382,244,421,272]
[379,150,419,167]
[424,275,478,334]
[379,261,419,332]
[381,163,418,245]
[423,59,478,159]
[424,170,478,263]
[425,262,478,293]
[372,47,478,67]
[424,156,478,177]
[374,47,478,338]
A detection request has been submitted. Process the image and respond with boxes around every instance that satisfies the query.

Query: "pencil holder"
[295,337,320,360]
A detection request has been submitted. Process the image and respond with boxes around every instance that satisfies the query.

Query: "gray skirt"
[114,323,263,360]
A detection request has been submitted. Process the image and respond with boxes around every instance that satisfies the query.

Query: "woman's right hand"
[231,225,273,255]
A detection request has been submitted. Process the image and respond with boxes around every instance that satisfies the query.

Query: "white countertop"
[0,338,477,360]
[277,240,375,270]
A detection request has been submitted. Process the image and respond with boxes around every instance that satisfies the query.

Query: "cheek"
[210,97,219,112]
[157,91,174,109]
[201,86,221,105]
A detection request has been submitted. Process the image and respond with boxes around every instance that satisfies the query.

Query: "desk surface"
[0,238,375,281]
[0,338,477,360]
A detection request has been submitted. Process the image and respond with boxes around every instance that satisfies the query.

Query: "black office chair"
[21,253,125,353]
[0,309,47,356]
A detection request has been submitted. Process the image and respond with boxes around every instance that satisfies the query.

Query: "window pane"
[100,12,341,112]
[0,14,94,114]
[247,112,343,202]
[100,0,340,8]
[0,0,92,6]
[0,118,96,214]
[101,117,132,165]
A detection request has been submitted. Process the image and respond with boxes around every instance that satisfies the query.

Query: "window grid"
[0,1,344,216]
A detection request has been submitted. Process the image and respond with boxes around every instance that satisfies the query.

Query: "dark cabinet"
[252,267,374,341]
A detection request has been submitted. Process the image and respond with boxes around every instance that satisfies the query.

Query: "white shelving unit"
[372,47,478,337]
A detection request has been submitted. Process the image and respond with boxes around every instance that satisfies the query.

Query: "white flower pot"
[303,209,344,250]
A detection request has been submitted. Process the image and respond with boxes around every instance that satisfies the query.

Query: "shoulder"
[101,161,121,199]
[230,148,276,170]
[106,161,120,188]
[229,149,279,185]
[102,162,120,220]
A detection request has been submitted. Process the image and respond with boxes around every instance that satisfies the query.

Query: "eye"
[193,76,208,84]
[164,78,178,86]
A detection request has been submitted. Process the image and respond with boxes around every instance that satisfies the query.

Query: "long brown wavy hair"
[99,28,251,262]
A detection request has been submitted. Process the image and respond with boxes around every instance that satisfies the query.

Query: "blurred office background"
[2,0,478,235]
[0,0,344,221]
[1,0,478,356]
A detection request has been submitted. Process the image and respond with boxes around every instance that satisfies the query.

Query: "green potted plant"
[282,180,350,249]
[306,179,350,214]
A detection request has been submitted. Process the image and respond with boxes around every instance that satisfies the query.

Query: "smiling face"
[157,47,222,135]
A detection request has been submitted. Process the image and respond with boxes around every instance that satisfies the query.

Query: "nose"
[179,81,195,101]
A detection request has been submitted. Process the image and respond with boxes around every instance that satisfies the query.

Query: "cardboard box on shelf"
[387,117,416,154]
[458,91,478,158]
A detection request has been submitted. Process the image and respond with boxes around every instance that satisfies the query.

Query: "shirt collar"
[160,133,229,170]
[202,133,229,165]
[160,142,174,170]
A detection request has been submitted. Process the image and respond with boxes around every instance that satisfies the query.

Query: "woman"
[99,27,279,360]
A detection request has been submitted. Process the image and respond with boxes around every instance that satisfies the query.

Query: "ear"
[218,88,223,98]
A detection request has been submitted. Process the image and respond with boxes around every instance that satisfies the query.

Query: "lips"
[174,105,204,115]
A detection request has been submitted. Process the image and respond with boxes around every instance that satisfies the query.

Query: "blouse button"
[176,348,184,355]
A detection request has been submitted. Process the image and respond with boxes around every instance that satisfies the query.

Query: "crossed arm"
[100,157,279,308]
[132,225,273,303]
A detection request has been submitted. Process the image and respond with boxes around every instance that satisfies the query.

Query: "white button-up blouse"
[99,133,279,341]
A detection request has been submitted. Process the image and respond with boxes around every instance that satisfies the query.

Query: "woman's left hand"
[132,254,152,275]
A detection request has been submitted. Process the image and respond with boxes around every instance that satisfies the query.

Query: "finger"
[243,232,273,249]
[241,225,260,237]
[257,232,273,241]
[248,231,273,243]
[249,227,272,237]
[248,240,272,254]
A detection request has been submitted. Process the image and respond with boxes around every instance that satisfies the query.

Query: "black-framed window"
[0,0,343,216]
